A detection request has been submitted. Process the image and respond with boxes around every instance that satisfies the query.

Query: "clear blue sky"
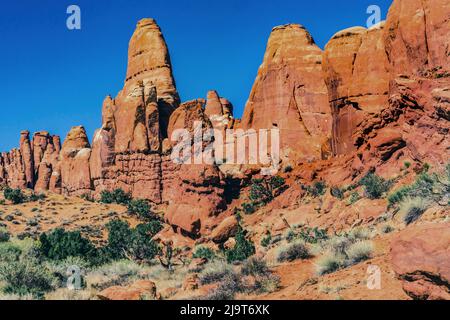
[0,0,392,151]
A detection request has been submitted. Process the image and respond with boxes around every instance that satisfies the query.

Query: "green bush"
[39,229,98,263]
[359,172,391,199]
[316,253,345,276]
[28,193,46,202]
[0,259,55,299]
[298,227,328,244]
[388,173,435,206]
[106,220,159,262]
[193,246,216,260]
[277,241,311,262]
[260,233,272,248]
[3,187,26,204]
[100,189,131,205]
[305,181,327,197]
[127,199,153,220]
[0,228,10,242]
[242,202,256,215]
[249,177,286,205]
[348,191,361,205]
[225,227,255,263]
[135,221,162,238]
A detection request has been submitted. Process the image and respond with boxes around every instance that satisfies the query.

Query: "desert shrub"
[127,199,153,220]
[204,272,242,300]
[135,220,163,238]
[298,227,328,244]
[346,241,373,264]
[0,228,10,242]
[348,191,361,205]
[380,224,395,234]
[277,241,311,262]
[249,177,286,205]
[283,165,293,173]
[260,233,272,248]
[404,161,411,169]
[0,259,55,299]
[28,193,46,202]
[359,172,391,199]
[0,243,22,263]
[39,229,98,264]
[80,193,95,202]
[105,220,159,262]
[314,230,374,275]
[304,181,327,197]
[45,256,90,288]
[331,186,345,199]
[199,262,234,285]
[100,188,131,205]
[388,173,436,206]
[225,227,255,263]
[285,229,297,242]
[86,260,149,290]
[3,187,26,204]
[193,246,215,261]
[241,257,270,277]
[316,253,345,276]
[401,197,430,225]
[242,202,256,215]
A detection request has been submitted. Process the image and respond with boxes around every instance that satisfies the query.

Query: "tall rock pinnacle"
[240,24,332,162]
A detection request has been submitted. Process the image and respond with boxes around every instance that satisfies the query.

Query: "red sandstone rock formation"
[60,126,92,195]
[391,223,450,300]
[0,131,61,193]
[240,24,332,163]
[322,24,390,156]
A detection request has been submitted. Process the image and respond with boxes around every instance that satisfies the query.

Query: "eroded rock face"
[240,24,332,163]
[391,223,450,300]
[164,100,226,237]
[0,131,61,193]
[384,0,450,77]
[61,126,92,195]
[323,24,390,156]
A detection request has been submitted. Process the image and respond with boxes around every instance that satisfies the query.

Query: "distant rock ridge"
[1,0,449,238]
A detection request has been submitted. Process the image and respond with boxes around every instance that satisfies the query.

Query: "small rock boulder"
[97,280,158,300]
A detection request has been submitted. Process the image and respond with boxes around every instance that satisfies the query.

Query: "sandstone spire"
[240,24,332,162]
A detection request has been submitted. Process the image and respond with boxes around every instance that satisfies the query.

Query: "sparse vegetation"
[100,188,131,205]
[0,228,10,242]
[401,197,430,225]
[348,191,361,205]
[127,199,153,220]
[277,241,311,262]
[304,181,327,198]
[3,187,26,204]
[105,220,160,262]
[358,172,392,199]
[192,246,215,261]
[260,233,272,248]
[243,176,286,213]
[331,186,345,200]
[224,226,255,263]
[314,229,374,276]
[39,229,99,264]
